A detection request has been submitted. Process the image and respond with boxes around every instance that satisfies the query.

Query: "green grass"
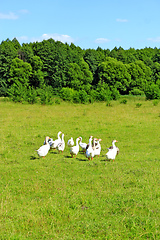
[0,97,160,239]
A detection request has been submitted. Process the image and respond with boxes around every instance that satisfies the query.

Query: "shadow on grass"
[77,158,88,161]
[30,155,37,160]
[100,158,108,161]
[64,155,87,161]
[100,159,113,162]
[49,150,59,155]
[65,155,73,159]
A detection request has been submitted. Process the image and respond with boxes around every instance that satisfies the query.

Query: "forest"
[1,37,160,104]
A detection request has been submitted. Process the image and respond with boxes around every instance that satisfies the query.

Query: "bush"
[60,88,89,104]
[8,82,55,105]
[72,93,81,103]
[95,82,112,102]
[129,88,144,96]
[136,103,142,108]
[145,84,160,100]
[36,85,54,105]
[111,87,120,100]
[89,89,97,102]
[8,82,28,103]
[106,101,112,107]
[60,87,75,102]
[120,99,127,104]
[27,86,38,104]
[0,80,8,97]
[153,100,159,106]
[89,96,94,104]
[78,90,89,104]
[55,98,61,104]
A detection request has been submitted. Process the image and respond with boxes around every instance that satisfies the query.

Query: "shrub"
[95,82,112,102]
[60,88,90,104]
[136,103,142,108]
[73,93,81,103]
[55,98,61,104]
[60,87,75,102]
[120,99,127,104]
[89,96,94,104]
[129,88,144,96]
[111,87,120,100]
[106,101,112,107]
[89,89,97,102]
[153,100,159,106]
[8,82,28,103]
[78,90,89,104]
[8,83,55,105]
[0,80,8,97]
[145,84,160,100]
[37,85,54,105]
[27,86,38,104]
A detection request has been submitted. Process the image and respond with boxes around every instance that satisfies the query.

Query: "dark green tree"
[19,43,34,62]
[84,48,106,86]
[9,58,32,87]
[0,39,18,95]
[145,83,160,100]
[12,38,21,50]
[150,62,160,86]
[66,58,93,92]
[126,61,151,91]
[97,57,131,94]
[29,56,44,88]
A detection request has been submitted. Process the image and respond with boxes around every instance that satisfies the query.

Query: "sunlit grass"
[0,97,160,239]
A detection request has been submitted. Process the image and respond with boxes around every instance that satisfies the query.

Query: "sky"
[1,0,160,50]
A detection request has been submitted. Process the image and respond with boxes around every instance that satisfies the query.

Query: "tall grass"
[0,97,160,239]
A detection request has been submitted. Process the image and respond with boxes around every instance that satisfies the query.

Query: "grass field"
[0,97,160,239]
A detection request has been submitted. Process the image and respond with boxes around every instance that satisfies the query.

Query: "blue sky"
[1,0,160,50]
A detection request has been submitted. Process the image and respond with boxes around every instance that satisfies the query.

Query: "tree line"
[0,38,160,104]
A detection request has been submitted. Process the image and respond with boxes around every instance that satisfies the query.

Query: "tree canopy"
[0,38,160,102]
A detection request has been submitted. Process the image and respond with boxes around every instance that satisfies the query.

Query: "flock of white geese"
[36,131,119,161]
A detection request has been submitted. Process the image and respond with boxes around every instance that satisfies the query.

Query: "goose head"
[45,136,50,144]
[79,137,82,141]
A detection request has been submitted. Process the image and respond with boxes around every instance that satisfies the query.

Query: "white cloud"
[0,12,18,20]
[147,37,160,42]
[95,38,110,44]
[42,33,74,44]
[116,18,128,22]
[31,33,74,44]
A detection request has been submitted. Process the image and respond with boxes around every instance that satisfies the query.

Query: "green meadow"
[0,97,160,239]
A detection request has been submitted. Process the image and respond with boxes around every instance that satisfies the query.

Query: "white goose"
[36,136,50,157]
[67,137,74,147]
[50,131,62,149]
[79,137,87,152]
[70,137,80,158]
[85,136,95,160]
[93,138,102,157]
[57,133,65,153]
[106,140,119,162]
[43,137,53,147]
